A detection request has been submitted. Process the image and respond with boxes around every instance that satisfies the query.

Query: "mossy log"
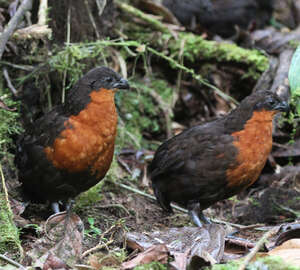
[117,2,269,80]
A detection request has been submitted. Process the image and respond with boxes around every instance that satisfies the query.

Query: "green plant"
[85,217,102,238]
[0,94,23,156]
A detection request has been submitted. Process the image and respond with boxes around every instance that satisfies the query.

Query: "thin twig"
[272,142,291,149]
[0,60,34,71]
[3,68,18,97]
[0,254,26,270]
[238,227,278,270]
[62,3,71,104]
[96,0,107,16]
[147,47,239,105]
[81,224,118,258]
[0,0,32,59]
[84,0,100,39]
[82,239,114,259]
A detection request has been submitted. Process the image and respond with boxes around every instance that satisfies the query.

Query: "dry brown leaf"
[121,244,168,269]
[27,212,84,269]
[269,239,300,267]
[125,225,225,269]
[43,252,69,270]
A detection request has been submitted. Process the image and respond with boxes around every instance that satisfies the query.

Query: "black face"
[253,91,289,112]
[82,66,130,91]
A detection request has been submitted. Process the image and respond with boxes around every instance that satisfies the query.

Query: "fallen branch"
[0,0,32,59]
[0,254,26,270]
[117,1,269,81]
[238,227,278,270]
[116,1,171,34]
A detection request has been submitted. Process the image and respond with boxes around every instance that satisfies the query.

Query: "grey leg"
[187,202,211,227]
[51,202,60,213]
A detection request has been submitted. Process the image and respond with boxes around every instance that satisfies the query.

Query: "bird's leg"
[65,199,74,212]
[187,202,211,227]
[51,202,60,213]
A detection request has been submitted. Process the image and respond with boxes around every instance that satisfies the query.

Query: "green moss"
[133,262,167,270]
[208,256,300,270]
[0,94,23,156]
[0,193,21,257]
[74,180,105,210]
[167,33,269,79]
[116,76,174,149]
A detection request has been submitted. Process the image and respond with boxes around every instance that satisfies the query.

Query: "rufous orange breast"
[226,109,276,188]
[44,88,117,178]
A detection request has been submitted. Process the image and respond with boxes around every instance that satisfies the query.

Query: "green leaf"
[289,46,300,95]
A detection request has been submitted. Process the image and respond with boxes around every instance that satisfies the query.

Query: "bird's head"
[82,66,130,91]
[252,90,289,113]
[65,66,129,116]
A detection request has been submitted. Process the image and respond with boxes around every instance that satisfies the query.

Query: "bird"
[149,90,289,227]
[162,0,274,37]
[15,66,130,213]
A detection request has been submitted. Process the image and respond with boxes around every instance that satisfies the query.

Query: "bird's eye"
[268,99,276,106]
[104,77,113,83]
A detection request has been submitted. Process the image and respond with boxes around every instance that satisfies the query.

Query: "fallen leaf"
[125,225,225,269]
[43,253,69,270]
[269,239,300,267]
[27,212,84,269]
[122,244,168,269]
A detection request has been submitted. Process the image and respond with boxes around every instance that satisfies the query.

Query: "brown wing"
[149,121,238,211]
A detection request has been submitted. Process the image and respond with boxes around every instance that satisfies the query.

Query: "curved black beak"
[113,78,130,90]
[274,101,289,112]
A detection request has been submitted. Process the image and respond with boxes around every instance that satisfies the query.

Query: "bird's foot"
[188,202,211,227]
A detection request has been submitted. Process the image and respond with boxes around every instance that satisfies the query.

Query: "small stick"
[61,3,71,104]
[96,0,107,16]
[0,60,34,71]
[81,239,114,258]
[0,0,32,59]
[3,68,18,97]
[0,254,26,270]
[81,223,117,258]
[237,227,278,270]
[84,0,100,39]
